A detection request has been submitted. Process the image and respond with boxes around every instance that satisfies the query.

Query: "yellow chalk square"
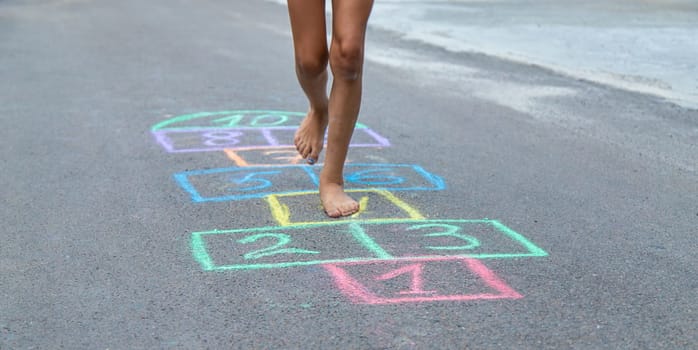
[266,189,425,226]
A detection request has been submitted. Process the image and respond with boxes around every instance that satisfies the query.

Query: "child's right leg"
[288,0,330,165]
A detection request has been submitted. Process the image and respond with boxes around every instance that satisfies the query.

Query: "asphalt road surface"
[1,0,696,349]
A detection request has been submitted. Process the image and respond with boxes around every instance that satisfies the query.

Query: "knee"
[330,38,364,81]
[296,52,329,80]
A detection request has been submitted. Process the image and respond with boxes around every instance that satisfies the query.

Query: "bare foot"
[294,107,328,164]
[320,181,359,218]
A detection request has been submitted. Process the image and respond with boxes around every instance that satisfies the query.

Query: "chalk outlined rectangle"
[191,222,394,271]
[174,165,317,202]
[310,163,446,191]
[223,147,309,167]
[152,128,265,153]
[223,147,361,167]
[191,219,547,271]
[361,219,548,259]
[265,189,426,226]
[323,257,523,304]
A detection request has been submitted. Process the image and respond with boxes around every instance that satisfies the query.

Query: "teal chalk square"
[191,220,547,271]
[361,219,548,259]
[191,222,387,271]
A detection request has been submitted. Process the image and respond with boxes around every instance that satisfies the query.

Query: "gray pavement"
[367,0,698,109]
[1,0,696,349]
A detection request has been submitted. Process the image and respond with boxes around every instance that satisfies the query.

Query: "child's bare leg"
[288,0,329,164]
[320,0,373,217]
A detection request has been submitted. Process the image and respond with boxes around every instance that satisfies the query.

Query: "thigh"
[331,0,374,44]
[287,0,329,58]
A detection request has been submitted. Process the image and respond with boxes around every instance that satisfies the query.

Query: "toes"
[322,201,345,218]
[294,133,311,158]
[325,200,359,217]
[297,142,310,158]
[309,150,319,160]
[307,152,318,165]
[308,146,322,165]
[325,208,341,218]
[294,132,302,149]
[340,202,359,216]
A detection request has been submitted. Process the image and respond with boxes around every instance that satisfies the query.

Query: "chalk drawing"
[224,148,306,167]
[154,108,547,305]
[151,110,372,131]
[407,223,481,251]
[190,219,547,271]
[374,263,437,295]
[224,147,356,167]
[152,110,306,131]
[191,222,393,271]
[174,164,444,203]
[174,165,315,202]
[323,257,523,304]
[360,219,548,259]
[265,189,426,226]
[152,127,389,153]
[342,164,445,190]
[350,196,371,219]
[238,233,320,259]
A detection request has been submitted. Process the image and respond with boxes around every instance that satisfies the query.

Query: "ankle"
[319,172,344,187]
[309,104,328,117]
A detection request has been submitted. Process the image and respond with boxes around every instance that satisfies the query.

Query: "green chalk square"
[191,222,386,271]
[360,219,548,259]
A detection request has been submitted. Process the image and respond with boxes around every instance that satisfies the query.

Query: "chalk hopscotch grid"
[152,110,548,304]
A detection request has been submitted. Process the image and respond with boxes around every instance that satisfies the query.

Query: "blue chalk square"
[308,163,446,191]
[174,166,316,202]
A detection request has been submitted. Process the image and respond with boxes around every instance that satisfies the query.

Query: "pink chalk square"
[322,257,522,304]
